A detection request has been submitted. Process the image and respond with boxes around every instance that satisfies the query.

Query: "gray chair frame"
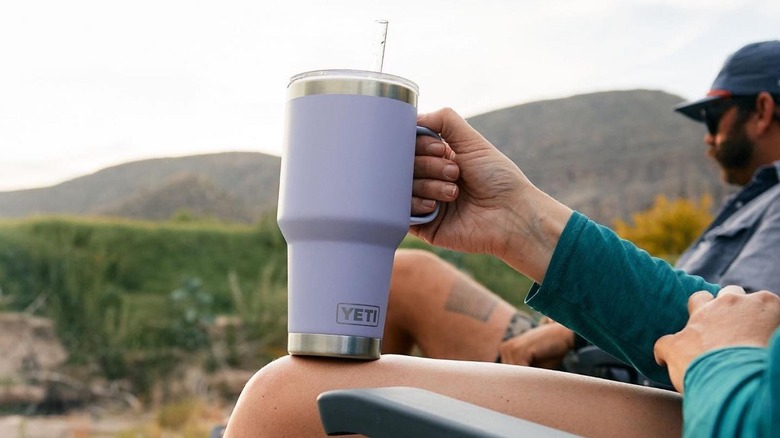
[318,386,578,437]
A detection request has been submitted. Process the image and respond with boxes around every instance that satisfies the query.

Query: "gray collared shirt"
[675,161,780,294]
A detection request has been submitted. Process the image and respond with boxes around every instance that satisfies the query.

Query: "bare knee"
[223,357,290,437]
[389,249,452,311]
[393,249,447,278]
[224,356,324,437]
[392,249,453,295]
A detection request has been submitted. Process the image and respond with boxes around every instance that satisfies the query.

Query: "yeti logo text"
[337,303,380,327]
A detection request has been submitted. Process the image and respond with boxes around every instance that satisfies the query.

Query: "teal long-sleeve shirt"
[525,212,778,437]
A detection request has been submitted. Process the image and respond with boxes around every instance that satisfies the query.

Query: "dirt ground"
[0,406,233,437]
[0,413,149,438]
[0,313,244,437]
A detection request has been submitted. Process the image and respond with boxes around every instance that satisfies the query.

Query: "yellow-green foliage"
[155,398,202,429]
[114,398,215,437]
[614,194,714,257]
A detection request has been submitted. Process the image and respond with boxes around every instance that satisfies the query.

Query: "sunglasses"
[701,96,757,136]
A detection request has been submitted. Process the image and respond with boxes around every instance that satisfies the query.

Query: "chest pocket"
[676,183,780,283]
[682,222,758,281]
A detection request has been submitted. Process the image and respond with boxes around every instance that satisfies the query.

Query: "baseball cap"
[675,40,780,121]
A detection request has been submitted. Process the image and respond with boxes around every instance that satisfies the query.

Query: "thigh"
[225,354,682,437]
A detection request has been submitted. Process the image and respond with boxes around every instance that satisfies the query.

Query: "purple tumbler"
[278,69,438,359]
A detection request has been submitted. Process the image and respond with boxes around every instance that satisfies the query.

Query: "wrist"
[496,184,573,282]
[572,332,588,351]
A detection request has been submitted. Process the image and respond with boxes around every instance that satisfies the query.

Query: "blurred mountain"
[95,173,257,223]
[0,152,281,223]
[467,89,730,224]
[0,89,731,225]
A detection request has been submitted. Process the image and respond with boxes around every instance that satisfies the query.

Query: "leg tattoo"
[501,312,537,342]
[443,278,498,322]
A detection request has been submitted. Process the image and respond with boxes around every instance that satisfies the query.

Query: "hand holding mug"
[410,108,572,282]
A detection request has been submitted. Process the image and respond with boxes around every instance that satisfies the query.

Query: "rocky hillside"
[0,89,731,225]
[0,152,281,223]
[467,89,730,223]
[96,173,256,223]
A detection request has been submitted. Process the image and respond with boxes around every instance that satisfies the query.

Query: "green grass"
[0,214,534,397]
[0,216,286,307]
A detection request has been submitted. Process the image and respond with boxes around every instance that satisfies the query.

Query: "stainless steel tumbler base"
[288,333,381,360]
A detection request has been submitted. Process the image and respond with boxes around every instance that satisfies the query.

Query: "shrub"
[613,194,714,258]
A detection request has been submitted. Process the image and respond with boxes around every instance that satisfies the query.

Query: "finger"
[444,145,456,161]
[414,155,459,181]
[653,334,673,366]
[412,179,458,203]
[717,285,747,297]
[500,348,530,367]
[411,196,437,216]
[415,136,456,161]
[687,290,715,315]
[415,137,447,158]
[753,290,780,306]
[536,357,563,370]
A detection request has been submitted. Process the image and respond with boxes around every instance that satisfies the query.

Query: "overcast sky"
[1,0,778,191]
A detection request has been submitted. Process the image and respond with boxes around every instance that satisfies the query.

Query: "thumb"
[653,334,674,366]
[417,108,488,154]
[656,291,712,365]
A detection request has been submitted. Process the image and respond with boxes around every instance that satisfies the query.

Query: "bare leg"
[383,249,524,361]
[223,354,682,437]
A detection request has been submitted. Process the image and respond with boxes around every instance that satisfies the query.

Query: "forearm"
[682,332,777,437]
[525,212,720,383]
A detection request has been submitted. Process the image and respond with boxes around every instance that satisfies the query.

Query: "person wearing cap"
[672,39,780,289]
[223,106,779,437]
[377,40,780,378]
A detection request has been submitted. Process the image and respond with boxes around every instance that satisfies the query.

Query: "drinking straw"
[371,19,389,72]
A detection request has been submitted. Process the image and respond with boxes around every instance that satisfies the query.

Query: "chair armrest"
[317,386,578,437]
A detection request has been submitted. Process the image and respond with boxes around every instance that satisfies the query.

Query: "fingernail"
[445,184,457,197]
[421,199,436,208]
[428,142,445,156]
[443,164,458,180]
